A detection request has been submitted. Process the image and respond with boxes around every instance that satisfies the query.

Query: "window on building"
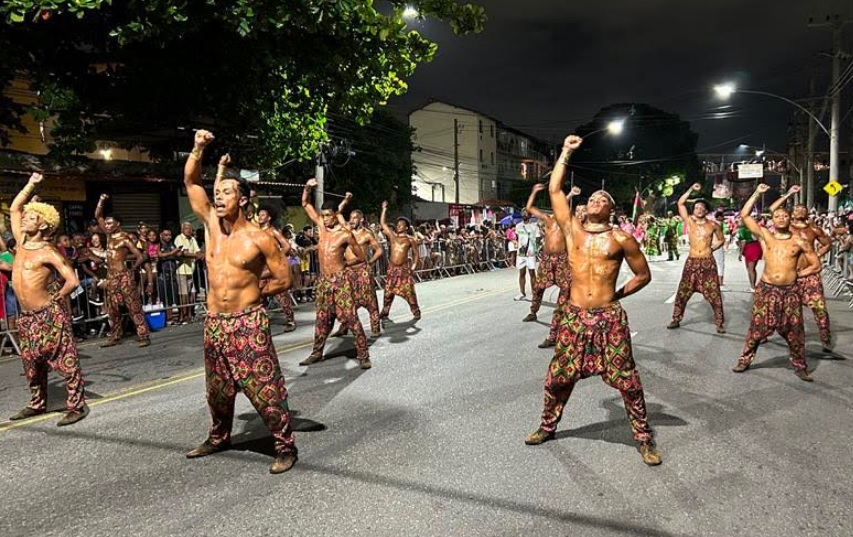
[490,152,494,165]
[479,149,483,162]
[490,125,494,138]
[479,120,483,133]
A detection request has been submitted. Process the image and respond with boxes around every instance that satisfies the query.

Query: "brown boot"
[716,326,726,334]
[186,439,231,459]
[100,337,122,348]
[9,407,46,421]
[57,405,89,427]
[732,362,749,373]
[269,453,298,474]
[359,357,372,370]
[794,369,813,382]
[138,337,151,348]
[299,354,323,366]
[283,323,297,333]
[522,313,537,322]
[666,321,680,329]
[537,339,556,349]
[638,443,662,466]
[524,428,554,445]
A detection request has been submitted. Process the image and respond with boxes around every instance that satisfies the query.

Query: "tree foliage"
[0,0,485,169]
[568,103,702,212]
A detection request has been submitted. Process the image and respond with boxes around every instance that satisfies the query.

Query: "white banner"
[737,163,764,179]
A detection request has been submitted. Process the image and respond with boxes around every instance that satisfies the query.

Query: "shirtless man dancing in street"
[257,206,297,333]
[95,194,150,347]
[768,185,836,354]
[379,201,421,321]
[667,184,726,334]
[299,180,372,369]
[525,135,661,466]
[183,131,297,474]
[733,184,821,381]
[8,173,89,426]
[331,193,383,338]
[521,183,572,349]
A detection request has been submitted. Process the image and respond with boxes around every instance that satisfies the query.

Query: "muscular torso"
[205,221,269,314]
[542,217,567,255]
[12,245,59,312]
[344,227,375,265]
[317,227,352,275]
[686,218,717,258]
[791,223,820,271]
[387,234,414,267]
[566,228,625,309]
[105,233,134,273]
[759,234,805,286]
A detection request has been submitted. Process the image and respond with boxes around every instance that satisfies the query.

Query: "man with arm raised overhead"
[182,130,297,474]
[8,173,88,426]
[525,135,661,466]
[768,185,836,355]
[666,184,725,334]
[299,180,372,369]
[733,184,821,381]
[521,183,572,350]
[379,201,421,322]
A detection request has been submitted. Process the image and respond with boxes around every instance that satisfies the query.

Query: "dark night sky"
[389,0,853,155]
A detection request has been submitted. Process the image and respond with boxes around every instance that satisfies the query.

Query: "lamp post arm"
[740,90,829,135]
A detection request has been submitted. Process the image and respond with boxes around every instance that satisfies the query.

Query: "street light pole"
[829,25,842,212]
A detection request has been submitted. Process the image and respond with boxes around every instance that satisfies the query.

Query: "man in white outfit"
[514,209,540,300]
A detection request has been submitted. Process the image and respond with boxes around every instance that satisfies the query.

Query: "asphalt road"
[0,249,851,537]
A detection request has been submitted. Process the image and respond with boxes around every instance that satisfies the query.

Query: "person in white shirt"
[514,209,541,300]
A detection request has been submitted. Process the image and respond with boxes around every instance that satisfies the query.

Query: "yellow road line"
[0,284,515,433]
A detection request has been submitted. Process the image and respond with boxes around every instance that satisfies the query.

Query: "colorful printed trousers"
[105,270,149,340]
[203,305,296,455]
[336,264,381,335]
[274,292,295,325]
[530,252,571,343]
[18,300,85,412]
[539,302,653,444]
[671,256,724,328]
[381,265,420,318]
[797,273,831,348]
[738,281,806,371]
[310,272,369,360]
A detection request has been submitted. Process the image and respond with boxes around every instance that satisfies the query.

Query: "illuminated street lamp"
[403,6,419,18]
[713,82,828,135]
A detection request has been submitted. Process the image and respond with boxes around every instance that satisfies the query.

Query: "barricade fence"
[0,233,517,349]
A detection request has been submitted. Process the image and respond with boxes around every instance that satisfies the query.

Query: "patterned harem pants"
[203,304,296,455]
[737,281,806,371]
[335,264,381,336]
[530,252,571,343]
[18,300,85,412]
[105,270,149,341]
[797,273,831,348]
[310,272,369,360]
[671,256,724,328]
[538,302,653,444]
[381,265,420,318]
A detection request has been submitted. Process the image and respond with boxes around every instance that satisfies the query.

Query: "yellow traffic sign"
[824,180,843,197]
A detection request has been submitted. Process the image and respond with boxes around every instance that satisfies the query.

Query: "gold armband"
[189,147,203,160]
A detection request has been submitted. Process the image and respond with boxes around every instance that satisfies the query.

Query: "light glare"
[714,83,736,99]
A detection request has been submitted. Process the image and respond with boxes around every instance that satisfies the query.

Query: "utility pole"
[806,76,817,209]
[453,118,460,204]
[315,143,326,209]
[810,14,852,211]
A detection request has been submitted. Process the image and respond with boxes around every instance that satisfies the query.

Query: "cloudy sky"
[390,0,852,154]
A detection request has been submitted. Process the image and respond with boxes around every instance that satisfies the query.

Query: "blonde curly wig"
[24,201,61,231]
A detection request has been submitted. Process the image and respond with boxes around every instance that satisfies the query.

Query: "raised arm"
[184,130,215,226]
[301,179,321,227]
[769,185,800,213]
[257,232,292,297]
[10,172,43,243]
[94,193,109,232]
[525,183,549,221]
[336,192,353,231]
[549,135,583,235]
[740,184,770,239]
[615,231,652,300]
[677,183,699,226]
[380,201,395,238]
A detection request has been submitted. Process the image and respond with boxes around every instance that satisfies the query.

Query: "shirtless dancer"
[95,194,150,347]
[183,132,297,474]
[769,185,836,353]
[733,184,821,381]
[521,184,572,349]
[331,193,383,338]
[379,201,421,321]
[8,173,89,426]
[667,184,726,334]
[525,135,661,466]
[257,206,296,333]
[299,180,372,369]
